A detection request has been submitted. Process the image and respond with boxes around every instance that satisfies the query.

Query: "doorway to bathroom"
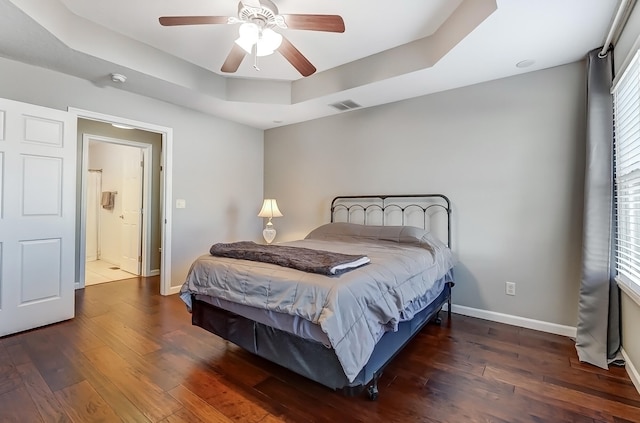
[83,136,150,285]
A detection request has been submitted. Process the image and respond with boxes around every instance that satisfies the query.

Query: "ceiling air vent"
[329,100,362,111]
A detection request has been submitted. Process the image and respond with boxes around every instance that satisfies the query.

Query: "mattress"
[193,271,450,348]
[180,223,454,382]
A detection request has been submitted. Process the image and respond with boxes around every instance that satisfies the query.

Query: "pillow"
[305,222,446,254]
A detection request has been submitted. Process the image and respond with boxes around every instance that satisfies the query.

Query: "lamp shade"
[235,24,283,57]
[257,28,282,56]
[258,199,283,218]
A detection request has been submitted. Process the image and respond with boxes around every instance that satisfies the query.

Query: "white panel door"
[120,148,142,275]
[0,98,76,337]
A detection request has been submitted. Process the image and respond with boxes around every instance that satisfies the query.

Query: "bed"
[180,194,455,399]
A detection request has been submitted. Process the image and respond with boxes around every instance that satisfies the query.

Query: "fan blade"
[280,14,345,33]
[159,16,230,26]
[277,36,316,77]
[221,44,247,73]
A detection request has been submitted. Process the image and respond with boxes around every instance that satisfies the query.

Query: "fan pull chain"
[252,43,260,71]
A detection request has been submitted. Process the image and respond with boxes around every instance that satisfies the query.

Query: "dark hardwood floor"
[1,276,639,422]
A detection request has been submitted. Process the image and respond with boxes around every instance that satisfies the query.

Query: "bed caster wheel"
[434,316,443,325]
[367,384,379,401]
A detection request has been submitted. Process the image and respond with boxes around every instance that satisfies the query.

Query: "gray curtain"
[575,48,622,369]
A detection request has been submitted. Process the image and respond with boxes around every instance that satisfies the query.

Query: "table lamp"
[258,199,283,244]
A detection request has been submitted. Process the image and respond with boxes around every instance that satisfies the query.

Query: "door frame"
[80,134,150,278]
[69,107,173,296]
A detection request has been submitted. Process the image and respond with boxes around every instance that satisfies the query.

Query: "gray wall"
[265,62,586,327]
[615,3,640,384]
[0,56,264,289]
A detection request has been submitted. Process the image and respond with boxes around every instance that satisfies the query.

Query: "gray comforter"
[180,233,453,383]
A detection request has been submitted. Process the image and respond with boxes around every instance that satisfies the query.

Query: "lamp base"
[263,226,276,244]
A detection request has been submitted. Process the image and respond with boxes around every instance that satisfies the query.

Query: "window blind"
[614,51,640,288]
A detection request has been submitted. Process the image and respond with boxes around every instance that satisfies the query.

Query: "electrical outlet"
[505,281,516,296]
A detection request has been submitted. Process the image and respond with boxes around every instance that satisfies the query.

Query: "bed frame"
[330,194,452,321]
[190,194,453,400]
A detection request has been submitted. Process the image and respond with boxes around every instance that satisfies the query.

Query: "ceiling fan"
[159,0,345,77]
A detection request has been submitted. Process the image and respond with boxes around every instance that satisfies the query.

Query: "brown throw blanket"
[209,241,369,276]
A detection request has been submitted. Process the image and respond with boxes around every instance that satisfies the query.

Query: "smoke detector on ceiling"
[110,73,127,83]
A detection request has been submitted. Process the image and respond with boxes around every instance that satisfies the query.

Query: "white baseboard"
[443,303,577,338]
[622,348,640,395]
[167,285,182,295]
[147,269,160,277]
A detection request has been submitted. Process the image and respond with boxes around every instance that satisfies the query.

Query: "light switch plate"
[176,199,186,209]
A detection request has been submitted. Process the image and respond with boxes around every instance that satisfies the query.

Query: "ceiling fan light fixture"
[235,36,255,54]
[235,24,282,57]
[258,28,282,55]
[238,22,259,42]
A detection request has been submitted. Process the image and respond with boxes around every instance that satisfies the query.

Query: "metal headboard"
[330,194,452,248]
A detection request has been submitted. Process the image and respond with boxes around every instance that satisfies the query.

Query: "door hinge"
[138,256,142,263]
[140,160,144,168]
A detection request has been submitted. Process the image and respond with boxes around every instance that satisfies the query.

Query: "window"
[613,50,640,300]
